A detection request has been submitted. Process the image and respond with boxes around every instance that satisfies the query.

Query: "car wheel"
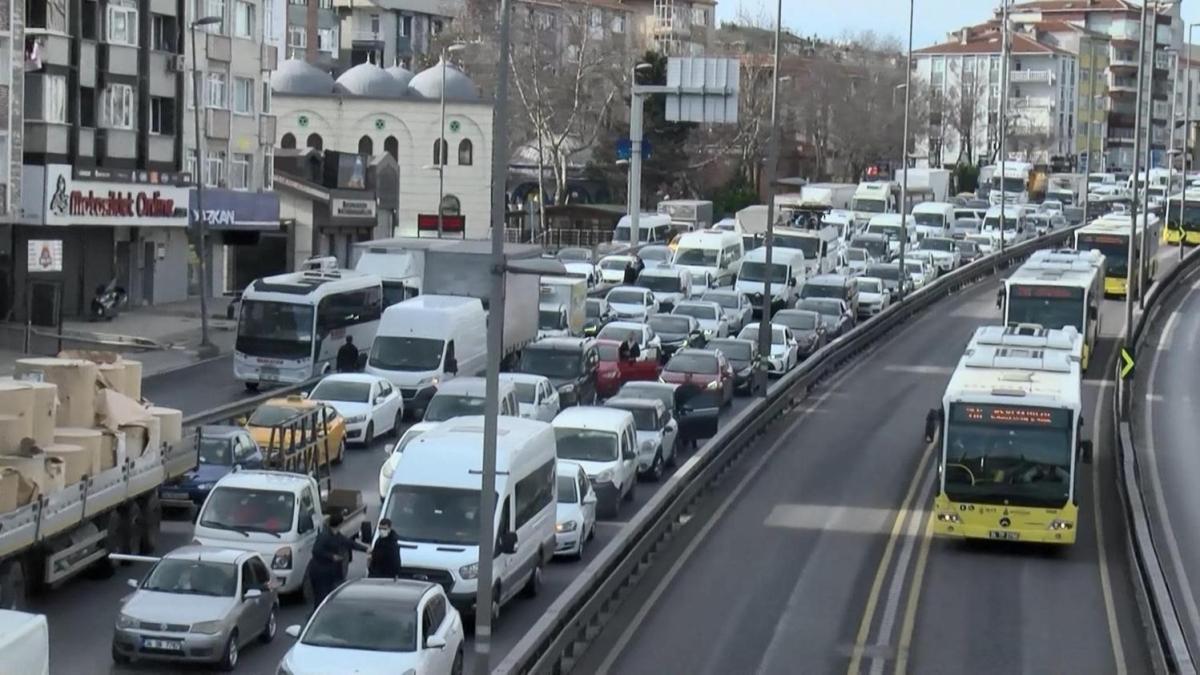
[392,411,404,437]
[491,585,502,627]
[259,605,277,643]
[452,650,464,675]
[523,558,544,598]
[649,450,664,482]
[363,422,374,447]
[244,382,259,392]
[623,479,636,502]
[218,630,239,671]
[0,559,28,611]
[111,643,131,665]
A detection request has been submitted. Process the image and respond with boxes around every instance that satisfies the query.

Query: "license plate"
[259,368,280,382]
[142,638,183,651]
[988,530,1019,541]
[160,491,189,500]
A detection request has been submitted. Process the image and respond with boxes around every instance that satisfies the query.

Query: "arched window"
[306,133,324,150]
[280,132,296,149]
[358,135,374,156]
[433,138,448,165]
[440,194,461,215]
[384,136,399,160]
[457,139,473,166]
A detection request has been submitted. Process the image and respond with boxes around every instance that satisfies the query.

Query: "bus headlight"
[1048,519,1074,530]
[936,513,961,523]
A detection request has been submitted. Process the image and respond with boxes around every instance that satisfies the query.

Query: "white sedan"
[597,255,639,285]
[280,579,463,675]
[500,373,560,422]
[738,323,799,375]
[555,460,597,559]
[307,373,404,446]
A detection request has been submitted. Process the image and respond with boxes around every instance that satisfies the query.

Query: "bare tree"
[943,68,989,165]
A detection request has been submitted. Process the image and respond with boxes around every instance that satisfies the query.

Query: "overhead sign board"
[43,164,190,227]
[27,240,63,273]
[665,57,740,124]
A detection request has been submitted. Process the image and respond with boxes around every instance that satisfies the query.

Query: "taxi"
[243,396,346,465]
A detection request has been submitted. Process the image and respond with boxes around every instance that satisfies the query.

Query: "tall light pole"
[1163,47,1179,258]
[1183,25,1199,260]
[1140,1,1181,306]
[1082,38,1099,220]
[1126,0,1151,338]
[998,0,1010,254]
[436,43,468,238]
[896,0,914,299]
[190,15,221,358]
[627,62,654,248]
[754,0,783,396]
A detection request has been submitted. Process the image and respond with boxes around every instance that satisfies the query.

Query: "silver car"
[112,545,278,671]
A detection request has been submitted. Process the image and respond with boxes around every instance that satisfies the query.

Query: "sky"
[715,1,1200,50]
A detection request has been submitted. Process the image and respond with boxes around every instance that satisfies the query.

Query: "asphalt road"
[580,252,1173,675]
[1131,254,1200,661]
[141,355,259,415]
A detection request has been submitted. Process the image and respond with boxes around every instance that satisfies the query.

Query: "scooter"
[90,278,128,321]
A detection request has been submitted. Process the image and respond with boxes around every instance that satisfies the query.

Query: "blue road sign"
[616,138,652,161]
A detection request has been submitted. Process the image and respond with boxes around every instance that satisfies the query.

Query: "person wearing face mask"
[367,518,403,579]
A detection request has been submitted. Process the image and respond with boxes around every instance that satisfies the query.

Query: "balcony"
[353,30,384,44]
[258,114,276,145]
[1009,70,1053,84]
[1110,76,1138,94]
[1110,48,1138,67]
[1010,96,1056,111]
[1109,126,1136,144]
[206,33,231,62]
[1153,100,1171,119]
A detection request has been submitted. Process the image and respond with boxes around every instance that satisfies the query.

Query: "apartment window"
[287,25,305,59]
[207,72,228,109]
[233,77,254,114]
[80,87,97,127]
[263,150,273,189]
[370,14,380,35]
[107,0,139,46]
[81,1,99,40]
[150,96,176,134]
[588,8,602,28]
[690,7,707,26]
[261,81,271,113]
[102,84,136,129]
[230,153,251,189]
[317,28,336,53]
[612,14,626,33]
[25,74,68,123]
[432,19,444,35]
[400,15,412,37]
[185,149,198,179]
[206,151,226,187]
[288,0,304,4]
[458,139,473,166]
[201,0,225,32]
[234,1,254,38]
[152,14,178,51]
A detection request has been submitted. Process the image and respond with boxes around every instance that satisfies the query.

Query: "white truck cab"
[670,230,744,288]
[735,246,805,312]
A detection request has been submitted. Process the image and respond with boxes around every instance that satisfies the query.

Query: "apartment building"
[626,0,714,56]
[335,0,450,69]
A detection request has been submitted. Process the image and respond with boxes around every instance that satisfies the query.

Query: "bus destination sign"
[952,404,1070,428]
[1012,285,1084,300]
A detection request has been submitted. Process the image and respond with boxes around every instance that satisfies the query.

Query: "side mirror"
[499,531,519,555]
[445,357,458,375]
[244,588,263,600]
[360,521,374,543]
[583,491,597,505]
[788,277,797,287]
[1079,440,1094,464]
[426,635,447,650]
[1087,306,1098,320]
[300,391,309,399]
[285,625,303,638]
[127,578,139,589]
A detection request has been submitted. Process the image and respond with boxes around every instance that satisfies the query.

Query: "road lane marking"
[882,365,954,376]
[1160,311,1181,347]
[763,504,893,535]
[894,513,934,675]
[1092,341,1127,673]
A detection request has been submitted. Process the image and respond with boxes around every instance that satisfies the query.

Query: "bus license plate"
[259,367,280,382]
[989,530,1019,541]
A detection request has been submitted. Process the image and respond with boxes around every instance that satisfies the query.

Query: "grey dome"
[270,59,335,95]
[335,62,409,98]
[409,59,480,101]
[384,64,416,90]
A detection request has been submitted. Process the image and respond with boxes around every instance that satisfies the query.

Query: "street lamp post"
[1126,0,1151,338]
[896,0,914,300]
[190,15,221,358]
[1164,48,1179,260]
[1184,26,1199,261]
[998,0,1010,255]
[436,43,469,239]
[1083,39,1099,220]
[627,62,654,248]
[754,0,783,397]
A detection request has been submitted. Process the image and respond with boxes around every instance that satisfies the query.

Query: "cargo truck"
[539,276,588,336]
[657,199,714,232]
[778,183,857,228]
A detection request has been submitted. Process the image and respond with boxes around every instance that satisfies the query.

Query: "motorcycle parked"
[90,279,128,321]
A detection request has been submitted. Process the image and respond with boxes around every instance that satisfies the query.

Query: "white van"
[379,416,557,618]
[735,247,805,312]
[422,376,520,423]
[366,295,487,419]
[765,225,840,277]
[552,407,638,518]
[635,265,693,312]
[866,214,917,257]
[614,213,673,245]
[911,202,955,240]
[671,230,744,287]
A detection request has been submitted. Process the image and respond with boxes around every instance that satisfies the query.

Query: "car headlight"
[594,468,614,483]
[272,546,293,570]
[190,620,224,635]
[459,562,479,579]
[194,482,214,491]
[557,520,579,533]
[346,414,367,424]
[559,383,576,394]
[705,380,719,390]
[116,613,138,629]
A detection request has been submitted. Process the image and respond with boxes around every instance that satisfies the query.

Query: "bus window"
[236,301,315,360]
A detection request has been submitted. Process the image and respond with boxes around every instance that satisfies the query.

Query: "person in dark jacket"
[623,260,638,285]
[336,336,359,372]
[367,518,403,579]
[308,511,367,610]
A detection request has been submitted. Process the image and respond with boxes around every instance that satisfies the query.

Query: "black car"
[956,239,983,264]
[518,337,599,406]
[796,298,854,339]
[704,337,758,393]
[647,313,705,358]
[771,309,827,357]
[615,381,720,448]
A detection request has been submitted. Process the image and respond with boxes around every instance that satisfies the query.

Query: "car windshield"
[555,428,619,462]
[853,198,886,213]
[846,249,868,261]
[867,264,901,281]
[585,300,604,318]
[641,247,671,262]
[617,384,673,409]
[302,596,418,652]
[141,559,237,597]
[967,236,992,247]
[983,216,1019,231]
[511,382,538,404]
[369,337,444,371]
[769,234,819,258]
[674,247,719,267]
[558,248,590,261]
[309,380,371,403]
[385,485,482,545]
[904,262,925,275]
[913,213,944,228]
[800,282,844,300]
[236,300,314,360]
[666,353,718,374]
[519,348,582,378]
[673,304,718,320]
[852,238,890,258]
[920,238,955,252]
[709,339,752,360]
[423,394,485,422]
[867,224,903,240]
[600,258,631,271]
[958,241,979,254]
[649,316,692,334]
[607,290,646,305]
[992,177,1027,192]
[799,299,841,316]
[597,325,641,344]
[636,274,683,293]
[610,405,658,431]
[858,279,883,293]
[775,311,818,330]
[557,475,578,503]
[539,309,566,330]
[739,261,790,283]
[247,404,301,427]
[703,293,740,309]
[198,436,233,465]
[199,487,295,534]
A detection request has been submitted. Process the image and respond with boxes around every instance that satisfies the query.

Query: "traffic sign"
[1120,346,1135,380]
[616,138,652,161]
[665,57,739,124]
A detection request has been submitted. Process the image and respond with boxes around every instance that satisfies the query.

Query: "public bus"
[234,260,383,390]
[1074,212,1160,297]
[1163,188,1200,246]
[1000,249,1104,369]
[929,325,1090,545]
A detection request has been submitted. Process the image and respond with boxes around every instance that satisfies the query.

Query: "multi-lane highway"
[578,252,1177,675]
[1131,256,1200,662]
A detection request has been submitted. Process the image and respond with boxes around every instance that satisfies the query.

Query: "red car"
[596,339,662,398]
[659,348,735,406]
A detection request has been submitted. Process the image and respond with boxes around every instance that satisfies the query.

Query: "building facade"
[334,0,449,69]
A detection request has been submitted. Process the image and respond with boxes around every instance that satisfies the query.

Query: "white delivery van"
[910,202,956,240]
[671,230,744,287]
[735,247,805,312]
[614,213,673,245]
[634,265,693,312]
[865,214,917,257]
[366,295,487,419]
[766,225,840,277]
[552,407,639,518]
[0,610,49,675]
[378,416,557,617]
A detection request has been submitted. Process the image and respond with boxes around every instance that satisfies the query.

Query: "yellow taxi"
[244,396,347,465]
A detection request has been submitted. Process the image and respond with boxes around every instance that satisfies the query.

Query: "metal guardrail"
[496,227,1081,674]
[1113,247,1200,675]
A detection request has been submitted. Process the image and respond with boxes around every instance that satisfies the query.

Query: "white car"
[562,261,599,288]
[738,323,799,375]
[915,237,960,273]
[671,300,729,340]
[840,247,874,276]
[307,373,404,446]
[377,423,437,501]
[855,276,892,318]
[605,285,659,321]
[552,407,639,519]
[604,397,678,481]
[555,460,597,559]
[901,257,934,289]
[965,234,996,256]
[597,255,638,284]
[280,579,464,675]
[596,320,663,358]
[500,373,560,422]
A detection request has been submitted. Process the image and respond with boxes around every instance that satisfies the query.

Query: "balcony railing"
[1010,96,1056,111]
[1110,49,1138,66]
[353,30,383,42]
[1110,77,1138,92]
[1009,70,1053,84]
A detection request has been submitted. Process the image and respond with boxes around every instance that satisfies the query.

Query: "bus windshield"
[1076,233,1129,276]
[991,177,1026,192]
[1006,285,1086,331]
[236,301,314,360]
[1166,204,1200,232]
[943,403,1073,508]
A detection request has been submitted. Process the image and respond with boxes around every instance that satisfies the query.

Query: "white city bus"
[1000,249,1104,369]
[234,265,383,390]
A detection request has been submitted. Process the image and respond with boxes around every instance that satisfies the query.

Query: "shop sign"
[42,165,190,227]
[332,198,376,219]
[189,188,281,231]
[27,240,63,273]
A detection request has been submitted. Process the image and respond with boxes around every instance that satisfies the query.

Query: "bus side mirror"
[1088,306,1098,320]
[1079,440,1094,464]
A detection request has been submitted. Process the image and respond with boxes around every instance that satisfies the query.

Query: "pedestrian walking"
[367,518,403,579]
[308,511,367,610]
[336,335,360,372]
